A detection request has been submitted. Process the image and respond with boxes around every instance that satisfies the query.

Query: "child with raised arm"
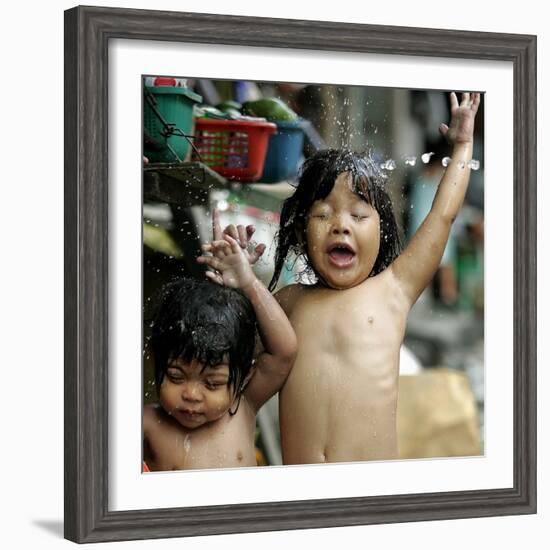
[143,237,296,471]
[216,92,480,464]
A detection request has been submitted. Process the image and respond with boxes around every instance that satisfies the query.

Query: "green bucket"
[143,86,202,163]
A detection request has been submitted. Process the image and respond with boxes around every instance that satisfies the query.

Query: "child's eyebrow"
[206,374,230,382]
[202,362,230,372]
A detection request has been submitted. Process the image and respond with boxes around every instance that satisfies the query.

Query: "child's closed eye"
[205,380,228,390]
[351,213,369,220]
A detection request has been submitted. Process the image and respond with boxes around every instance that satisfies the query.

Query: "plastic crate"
[192,119,277,182]
[143,85,202,163]
[260,119,305,183]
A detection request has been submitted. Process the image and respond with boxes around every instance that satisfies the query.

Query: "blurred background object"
[142,76,485,464]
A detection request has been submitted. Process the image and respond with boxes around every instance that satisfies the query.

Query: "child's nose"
[331,217,351,235]
[181,382,202,402]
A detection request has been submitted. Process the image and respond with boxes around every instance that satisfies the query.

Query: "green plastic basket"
[143,86,202,163]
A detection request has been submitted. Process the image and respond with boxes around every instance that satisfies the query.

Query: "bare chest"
[290,283,407,357]
[146,409,256,471]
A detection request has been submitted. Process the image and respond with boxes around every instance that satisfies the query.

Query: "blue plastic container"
[260,119,305,183]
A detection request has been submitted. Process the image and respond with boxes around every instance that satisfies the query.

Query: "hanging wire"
[144,88,206,188]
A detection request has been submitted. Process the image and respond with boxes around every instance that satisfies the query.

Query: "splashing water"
[468,159,480,170]
[441,156,451,167]
[404,156,417,167]
[421,152,434,164]
[380,159,396,171]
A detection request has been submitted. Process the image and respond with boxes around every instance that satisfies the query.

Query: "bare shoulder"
[387,263,416,311]
[369,266,412,314]
[273,283,305,316]
[143,403,162,436]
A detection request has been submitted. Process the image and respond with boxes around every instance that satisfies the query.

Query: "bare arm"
[197,236,297,412]
[143,404,156,464]
[390,92,481,306]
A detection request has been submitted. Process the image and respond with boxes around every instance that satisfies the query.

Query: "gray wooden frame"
[64,5,537,543]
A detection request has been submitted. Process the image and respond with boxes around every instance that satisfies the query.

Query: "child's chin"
[327,281,357,290]
[178,418,204,430]
[175,411,207,429]
[321,273,367,290]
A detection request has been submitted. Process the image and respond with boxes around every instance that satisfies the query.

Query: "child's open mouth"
[327,243,356,268]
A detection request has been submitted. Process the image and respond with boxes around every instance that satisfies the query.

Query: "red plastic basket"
[192,119,277,182]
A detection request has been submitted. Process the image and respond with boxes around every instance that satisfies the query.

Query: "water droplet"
[380,159,396,171]
[458,161,466,169]
[468,159,480,170]
[441,156,451,167]
[421,152,434,164]
[368,316,374,324]
[404,156,417,167]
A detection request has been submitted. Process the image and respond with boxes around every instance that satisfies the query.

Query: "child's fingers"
[223,234,242,254]
[201,242,226,261]
[223,224,239,244]
[205,270,224,285]
[237,225,248,248]
[461,92,471,106]
[246,225,256,239]
[472,93,481,113]
[212,208,222,241]
[211,239,231,258]
[450,92,459,111]
[439,123,449,140]
[249,243,266,263]
[196,255,223,271]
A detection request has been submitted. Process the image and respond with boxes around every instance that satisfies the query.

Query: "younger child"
[216,92,480,464]
[143,241,297,470]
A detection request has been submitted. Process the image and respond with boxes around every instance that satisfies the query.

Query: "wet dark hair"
[269,148,402,291]
[150,277,257,410]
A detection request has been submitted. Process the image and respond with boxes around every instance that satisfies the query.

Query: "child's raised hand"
[439,92,480,146]
[197,234,257,290]
[211,208,266,266]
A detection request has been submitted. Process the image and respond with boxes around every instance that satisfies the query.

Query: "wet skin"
[143,359,257,470]
[305,176,381,290]
[277,174,408,463]
[277,93,479,463]
[144,230,297,471]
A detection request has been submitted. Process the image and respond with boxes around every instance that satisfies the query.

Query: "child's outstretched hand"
[197,234,257,290]
[211,208,266,266]
[439,92,480,145]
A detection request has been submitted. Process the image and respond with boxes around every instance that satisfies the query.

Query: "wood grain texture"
[64,6,537,543]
